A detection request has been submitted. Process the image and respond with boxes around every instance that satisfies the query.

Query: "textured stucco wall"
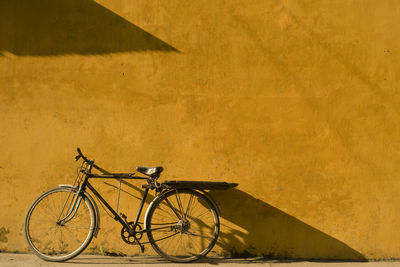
[0,0,399,260]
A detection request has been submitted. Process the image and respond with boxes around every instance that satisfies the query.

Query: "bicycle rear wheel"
[24,187,95,261]
[145,189,220,263]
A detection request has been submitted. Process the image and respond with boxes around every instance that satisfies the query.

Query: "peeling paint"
[0,227,9,243]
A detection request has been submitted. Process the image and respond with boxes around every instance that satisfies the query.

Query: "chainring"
[121,222,143,245]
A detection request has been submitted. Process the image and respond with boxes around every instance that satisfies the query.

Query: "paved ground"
[1,253,400,267]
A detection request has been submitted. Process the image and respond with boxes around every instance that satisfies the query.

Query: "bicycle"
[24,148,238,263]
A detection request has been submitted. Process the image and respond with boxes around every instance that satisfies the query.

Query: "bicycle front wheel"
[24,187,95,261]
[146,189,220,263]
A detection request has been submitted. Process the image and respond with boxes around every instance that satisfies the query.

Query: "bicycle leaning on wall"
[24,148,238,263]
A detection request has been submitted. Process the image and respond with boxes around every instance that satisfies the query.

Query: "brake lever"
[75,155,81,161]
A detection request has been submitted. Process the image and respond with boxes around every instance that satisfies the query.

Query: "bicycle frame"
[61,158,175,250]
[84,174,150,233]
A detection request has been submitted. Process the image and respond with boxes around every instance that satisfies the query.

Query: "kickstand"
[135,239,144,253]
[132,234,145,253]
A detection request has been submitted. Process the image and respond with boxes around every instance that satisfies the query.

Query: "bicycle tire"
[25,187,95,262]
[145,189,220,263]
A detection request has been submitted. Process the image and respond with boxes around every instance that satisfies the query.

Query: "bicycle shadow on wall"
[209,189,366,261]
[102,180,366,261]
[0,0,179,56]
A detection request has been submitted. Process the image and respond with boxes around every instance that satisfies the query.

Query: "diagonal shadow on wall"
[0,0,179,56]
[103,177,366,260]
[210,189,366,260]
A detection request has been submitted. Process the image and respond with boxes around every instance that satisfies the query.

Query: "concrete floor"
[1,253,400,267]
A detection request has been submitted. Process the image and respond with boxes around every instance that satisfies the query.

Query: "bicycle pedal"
[140,244,145,253]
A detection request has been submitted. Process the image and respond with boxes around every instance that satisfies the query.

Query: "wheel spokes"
[147,190,219,262]
[25,188,95,260]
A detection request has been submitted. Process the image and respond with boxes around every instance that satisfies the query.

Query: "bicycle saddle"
[136,166,163,177]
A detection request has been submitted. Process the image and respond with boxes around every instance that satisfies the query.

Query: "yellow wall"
[0,0,399,260]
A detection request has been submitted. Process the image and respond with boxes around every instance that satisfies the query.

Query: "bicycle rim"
[25,187,95,261]
[146,189,220,263]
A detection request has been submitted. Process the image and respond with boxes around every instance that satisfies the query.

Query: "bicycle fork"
[56,189,83,225]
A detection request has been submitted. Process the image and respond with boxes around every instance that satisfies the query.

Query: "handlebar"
[74,148,115,175]
[75,147,91,163]
[74,148,159,187]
